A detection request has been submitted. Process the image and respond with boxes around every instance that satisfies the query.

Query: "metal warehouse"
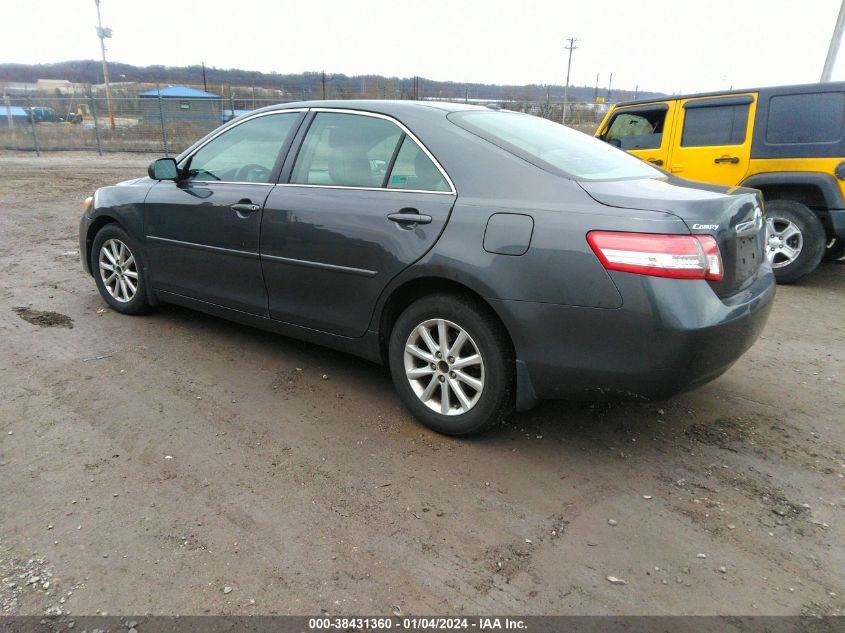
[138,85,221,128]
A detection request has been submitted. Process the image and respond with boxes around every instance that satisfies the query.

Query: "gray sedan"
[79,101,774,435]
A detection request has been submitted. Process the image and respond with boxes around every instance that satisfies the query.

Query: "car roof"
[250,99,489,118]
[614,81,845,107]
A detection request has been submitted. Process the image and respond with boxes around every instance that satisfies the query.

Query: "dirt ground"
[0,151,843,617]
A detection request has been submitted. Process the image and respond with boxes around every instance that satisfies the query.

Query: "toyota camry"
[79,101,774,435]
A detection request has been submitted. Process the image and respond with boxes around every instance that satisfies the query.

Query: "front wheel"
[765,200,825,283]
[388,294,514,436]
[91,224,152,315]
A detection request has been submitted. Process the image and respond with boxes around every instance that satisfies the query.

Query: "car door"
[260,109,456,337]
[144,110,304,315]
[667,95,756,185]
[598,102,677,169]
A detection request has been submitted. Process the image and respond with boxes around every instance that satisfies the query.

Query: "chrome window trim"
[274,183,454,196]
[179,181,276,187]
[177,109,308,182]
[290,107,457,195]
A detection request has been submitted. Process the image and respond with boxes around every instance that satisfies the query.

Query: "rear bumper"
[491,264,775,402]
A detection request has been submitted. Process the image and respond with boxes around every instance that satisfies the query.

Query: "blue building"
[2,105,30,127]
[138,86,221,128]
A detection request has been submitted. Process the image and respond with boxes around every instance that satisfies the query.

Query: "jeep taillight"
[587,231,723,281]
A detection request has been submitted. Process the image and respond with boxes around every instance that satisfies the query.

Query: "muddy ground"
[0,151,843,617]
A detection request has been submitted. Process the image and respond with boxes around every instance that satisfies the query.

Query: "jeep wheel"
[765,200,825,283]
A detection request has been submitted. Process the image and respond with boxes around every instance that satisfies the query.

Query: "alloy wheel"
[98,238,139,303]
[403,318,485,416]
[766,217,803,269]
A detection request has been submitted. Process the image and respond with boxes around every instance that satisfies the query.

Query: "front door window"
[185,113,299,183]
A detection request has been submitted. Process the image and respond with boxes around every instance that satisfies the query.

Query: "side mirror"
[148,157,179,181]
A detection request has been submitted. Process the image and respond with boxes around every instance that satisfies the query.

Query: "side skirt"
[155,290,384,364]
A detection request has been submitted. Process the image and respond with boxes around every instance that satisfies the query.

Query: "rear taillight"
[587,231,723,281]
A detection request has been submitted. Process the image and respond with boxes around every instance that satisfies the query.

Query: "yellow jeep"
[596,82,845,282]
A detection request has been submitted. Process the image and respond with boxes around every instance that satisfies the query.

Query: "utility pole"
[606,72,613,102]
[3,94,12,129]
[321,71,326,100]
[94,0,115,130]
[593,73,599,101]
[201,61,208,92]
[634,84,639,100]
[822,0,845,81]
[562,37,578,124]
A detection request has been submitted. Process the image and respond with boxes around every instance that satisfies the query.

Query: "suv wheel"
[388,293,514,436]
[765,200,825,283]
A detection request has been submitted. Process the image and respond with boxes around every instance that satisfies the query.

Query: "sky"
[1,0,842,94]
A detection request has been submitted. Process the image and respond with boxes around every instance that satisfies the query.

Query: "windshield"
[449,110,662,181]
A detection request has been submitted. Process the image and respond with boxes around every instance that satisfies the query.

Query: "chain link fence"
[1,92,611,156]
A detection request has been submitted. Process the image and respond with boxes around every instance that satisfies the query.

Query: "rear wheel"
[388,293,514,436]
[765,200,825,283]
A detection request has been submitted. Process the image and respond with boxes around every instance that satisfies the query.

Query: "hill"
[0,60,663,103]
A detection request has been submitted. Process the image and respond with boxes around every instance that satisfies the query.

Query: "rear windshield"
[449,110,661,181]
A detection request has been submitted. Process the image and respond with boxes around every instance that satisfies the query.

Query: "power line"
[562,37,578,125]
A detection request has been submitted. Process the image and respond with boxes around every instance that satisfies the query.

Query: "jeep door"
[260,110,456,338]
[598,102,677,169]
[668,95,756,186]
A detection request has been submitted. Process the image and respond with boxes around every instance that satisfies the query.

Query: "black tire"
[823,238,845,262]
[388,293,515,436]
[765,200,825,283]
[90,224,152,315]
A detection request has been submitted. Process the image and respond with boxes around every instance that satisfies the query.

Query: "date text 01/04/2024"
[307,617,527,630]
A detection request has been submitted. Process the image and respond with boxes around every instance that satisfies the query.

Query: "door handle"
[388,211,432,225]
[231,202,261,215]
[714,156,740,164]
[647,158,664,166]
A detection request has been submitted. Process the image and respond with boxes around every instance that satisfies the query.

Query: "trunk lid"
[578,176,765,296]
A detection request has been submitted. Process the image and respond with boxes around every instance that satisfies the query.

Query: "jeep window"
[681,103,749,147]
[766,92,845,144]
[604,107,667,150]
[450,110,661,181]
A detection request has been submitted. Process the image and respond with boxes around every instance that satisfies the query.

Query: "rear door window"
[681,102,750,147]
[387,136,450,192]
[765,92,845,144]
[290,112,403,188]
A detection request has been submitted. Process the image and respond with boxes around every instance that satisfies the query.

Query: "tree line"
[0,60,661,103]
